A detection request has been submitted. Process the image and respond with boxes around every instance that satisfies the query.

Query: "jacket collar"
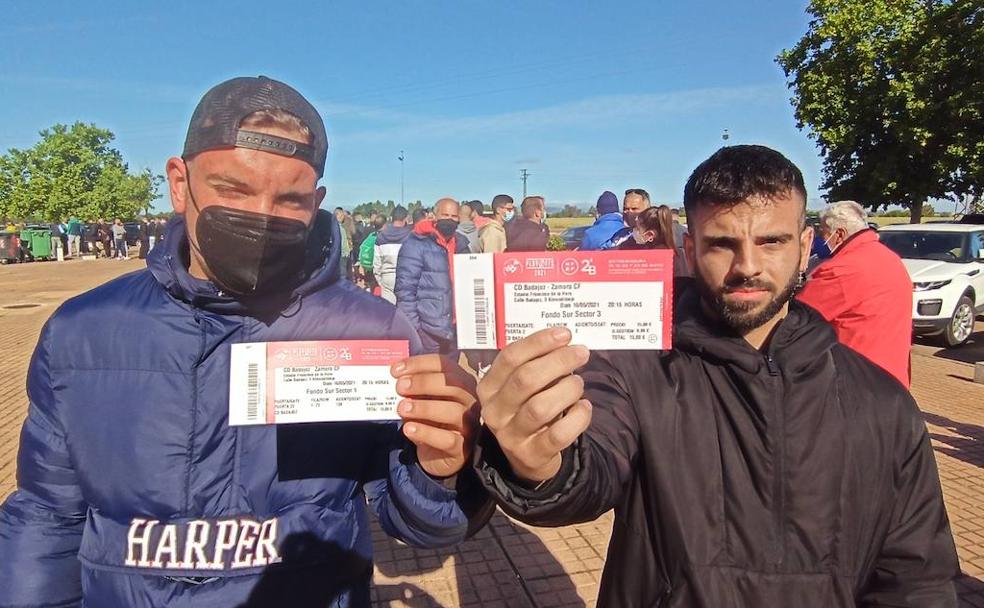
[674,285,838,375]
[829,228,877,258]
[146,210,341,317]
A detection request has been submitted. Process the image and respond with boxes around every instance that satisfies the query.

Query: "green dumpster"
[20,228,53,260]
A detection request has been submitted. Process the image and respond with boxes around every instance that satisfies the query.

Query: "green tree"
[0,122,161,222]
[778,0,984,223]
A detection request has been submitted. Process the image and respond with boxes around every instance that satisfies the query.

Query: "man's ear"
[166,157,189,215]
[800,225,814,271]
[315,186,327,208]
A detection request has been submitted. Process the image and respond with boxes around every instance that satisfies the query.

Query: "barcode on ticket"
[453,254,496,349]
[246,363,260,422]
[229,343,267,426]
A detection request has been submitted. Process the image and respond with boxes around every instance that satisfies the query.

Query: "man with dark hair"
[480,194,513,253]
[505,195,550,252]
[411,207,428,225]
[456,201,481,253]
[0,76,490,608]
[473,144,958,607]
[374,205,412,303]
[580,190,623,251]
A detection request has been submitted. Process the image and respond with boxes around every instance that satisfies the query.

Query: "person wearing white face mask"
[797,200,913,386]
[479,194,514,253]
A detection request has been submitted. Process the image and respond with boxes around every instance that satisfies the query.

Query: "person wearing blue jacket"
[395,198,470,358]
[579,191,624,251]
[0,76,491,608]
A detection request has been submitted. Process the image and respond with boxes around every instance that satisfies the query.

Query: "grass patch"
[546,217,594,235]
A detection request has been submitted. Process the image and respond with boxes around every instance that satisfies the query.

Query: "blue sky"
[0,0,828,212]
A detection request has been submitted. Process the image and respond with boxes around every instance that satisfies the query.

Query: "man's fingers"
[508,374,586,436]
[500,345,589,407]
[398,399,474,432]
[530,399,592,461]
[396,372,476,406]
[480,327,573,396]
[391,355,476,390]
[391,354,445,378]
[403,422,464,454]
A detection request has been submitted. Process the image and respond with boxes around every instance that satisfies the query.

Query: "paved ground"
[0,258,982,607]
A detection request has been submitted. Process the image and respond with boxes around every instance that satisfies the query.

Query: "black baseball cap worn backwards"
[182,76,329,177]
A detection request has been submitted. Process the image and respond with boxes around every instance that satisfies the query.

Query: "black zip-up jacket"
[476,292,958,607]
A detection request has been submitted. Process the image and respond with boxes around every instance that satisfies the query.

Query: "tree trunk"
[910,201,923,224]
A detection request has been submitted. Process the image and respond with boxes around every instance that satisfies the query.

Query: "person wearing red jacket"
[797,200,913,386]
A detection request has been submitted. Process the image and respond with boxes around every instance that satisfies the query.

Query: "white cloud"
[337,84,779,143]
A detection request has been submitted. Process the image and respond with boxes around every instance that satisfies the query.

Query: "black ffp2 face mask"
[185,166,311,296]
[435,219,459,239]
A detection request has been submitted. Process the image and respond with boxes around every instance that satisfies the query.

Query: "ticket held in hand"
[454,249,673,350]
[228,340,409,426]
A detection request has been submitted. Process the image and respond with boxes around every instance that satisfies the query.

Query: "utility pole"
[398,150,405,206]
[520,168,530,199]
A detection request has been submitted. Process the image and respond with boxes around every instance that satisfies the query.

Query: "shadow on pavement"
[923,412,984,470]
[914,319,984,365]
[373,511,584,607]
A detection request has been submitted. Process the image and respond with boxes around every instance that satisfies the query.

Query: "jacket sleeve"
[363,426,494,548]
[859,396,959,607]
[394,239,422,330]
[362,310,494,547]
[372,242,383,277]
[474,351,639,526]
[0,322,86,607]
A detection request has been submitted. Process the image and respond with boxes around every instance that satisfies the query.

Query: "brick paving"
[0,259,981,606]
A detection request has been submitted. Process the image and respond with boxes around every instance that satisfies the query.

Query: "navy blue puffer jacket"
[0,211,490,607]
[394,221,469,353]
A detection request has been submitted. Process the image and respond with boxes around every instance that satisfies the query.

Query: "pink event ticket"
[454,250,673,350]
[228,340,409,426]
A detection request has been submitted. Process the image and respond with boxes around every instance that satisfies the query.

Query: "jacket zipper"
[185,310,207,515]
[765,353,785,568]
[232,317,250,511]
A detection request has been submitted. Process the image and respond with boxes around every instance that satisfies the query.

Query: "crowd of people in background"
[1,217,168,260]
[324,190,696,361]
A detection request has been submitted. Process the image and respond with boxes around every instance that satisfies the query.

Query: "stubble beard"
[694,263,802,335]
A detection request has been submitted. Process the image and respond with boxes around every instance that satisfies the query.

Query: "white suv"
[879,223,984,346]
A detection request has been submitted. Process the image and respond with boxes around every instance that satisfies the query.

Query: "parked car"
[879,223,984,346]
[123,222,141,246]
[560,225,588,250]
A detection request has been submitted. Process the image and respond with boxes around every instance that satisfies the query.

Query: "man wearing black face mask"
[0,76,492,608]
[395,197,469,357]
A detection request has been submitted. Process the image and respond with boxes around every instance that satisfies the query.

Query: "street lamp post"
[398,150,405,207]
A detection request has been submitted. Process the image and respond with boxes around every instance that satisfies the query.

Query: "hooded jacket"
[0,210,491,608]
[373,223,412,304]
[476,290,958,608]
[455,221,482,254]
[394,221,469,351]
[580,212,624,251]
